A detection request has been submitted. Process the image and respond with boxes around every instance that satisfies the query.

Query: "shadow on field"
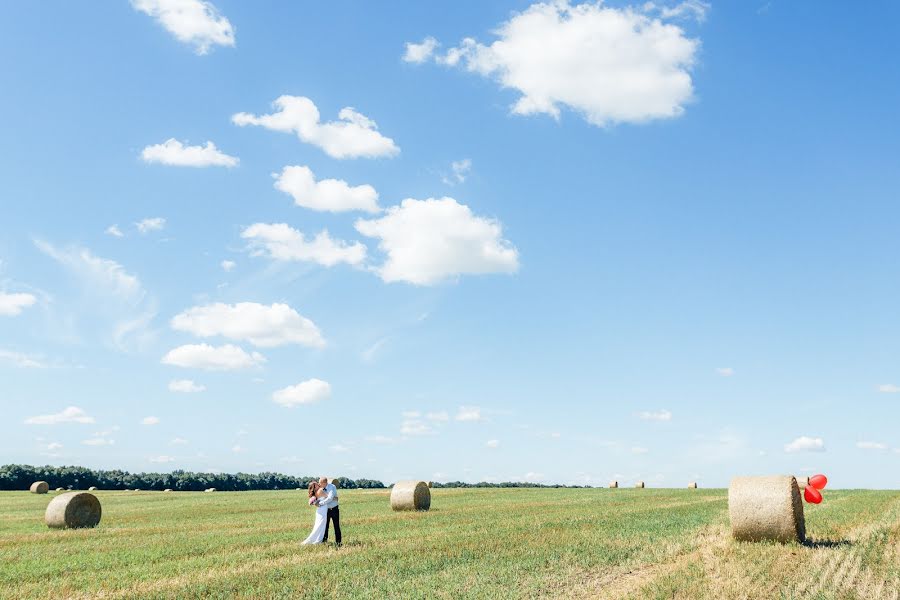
[803,538,852,548]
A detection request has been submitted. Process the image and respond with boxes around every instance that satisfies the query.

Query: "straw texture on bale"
[609,481,618,488]
[88,487,98,491]
[635,481,645,488]
[795,476,809,489]
[30,481,49,494]
[45,492,102,529]
[728,475,805,543]
[688,482,698,489]
[391,480,431,511]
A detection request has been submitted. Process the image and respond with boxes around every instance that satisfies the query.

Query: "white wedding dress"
[301,500,328,545]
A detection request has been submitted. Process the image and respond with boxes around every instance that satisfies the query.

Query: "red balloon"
[809,474,828,490]
[804,486,823,504]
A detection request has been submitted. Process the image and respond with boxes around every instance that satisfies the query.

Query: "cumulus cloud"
[637,409,672,421]
[877,384,900,393]
[455,406,485,422]
[168,379,205,393]
[25,406,95,425]
[131,0,235,55]
[443,158,472,185]
[141,416,160,426]
[274,165,380,213]
[355,197,519,285]
[242,223,367,267]
[272,379,331,407]
[141,138,238,167]
[106,225,124,238]
[220,260,236,272]
[232,95,399,159]
[403,36,439,63]
[161,343,265,370]
[171,302,325,348]
[418,0,699,127]
[784,436,825,453]
[136,217,166,234]
[0,292,36,316]
[857,441,888,450]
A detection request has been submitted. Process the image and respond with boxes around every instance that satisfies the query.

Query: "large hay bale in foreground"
[688,482,698,489]
[45,492,102,529]
[391,480,431,511]
[729,475,805,543]
[635,481,645,488]
[609,481,618,488]
[30,481,49,494]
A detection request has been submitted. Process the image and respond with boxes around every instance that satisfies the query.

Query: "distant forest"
[0,465,586,491]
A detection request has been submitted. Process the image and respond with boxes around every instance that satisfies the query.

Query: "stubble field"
[2,487,899,599]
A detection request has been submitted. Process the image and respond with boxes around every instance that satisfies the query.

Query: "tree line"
[0,465,590,491]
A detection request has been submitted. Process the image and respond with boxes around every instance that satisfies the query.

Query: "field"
[2,488,900,599]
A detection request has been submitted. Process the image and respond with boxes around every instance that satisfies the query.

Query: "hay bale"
[427,481,433,488]
[205,488,216,493]
[163,489,173,492]
[688,482,698,489]
[795,476,809,489]
[30,481,49,494]
[390,480,431,511]
[609,481,618,488]
[635,481,645,488]
[88,486,98,491]
[45,492,102,529]
[728,475,805,543]
[55,487,65,492]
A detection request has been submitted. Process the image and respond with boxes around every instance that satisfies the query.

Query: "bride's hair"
[307,481,318,498]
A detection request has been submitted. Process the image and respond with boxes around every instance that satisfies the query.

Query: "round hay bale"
[795,476,809,489]
[390,480,431,511]
[124,489,132,492]
[55,487,65,492]
[688,482,698,489]
[427,481,433,488]
[608,481,618,488]
[30,481,49,494]
[133,488,141,492]
[635,481,645,488]
[45,492,102,529]
[163,489,173,492]
[728,475,805,543]
[88,486,98,491]
[205,488,216,493]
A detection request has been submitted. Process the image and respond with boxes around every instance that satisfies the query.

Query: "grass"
[1,488,899,599]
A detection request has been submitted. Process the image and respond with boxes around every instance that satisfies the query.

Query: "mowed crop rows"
[2,488,900,599]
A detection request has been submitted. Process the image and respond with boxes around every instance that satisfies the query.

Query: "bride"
[301,481,328,545]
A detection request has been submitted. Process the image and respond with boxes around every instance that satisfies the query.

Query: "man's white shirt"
[319,483,338,509]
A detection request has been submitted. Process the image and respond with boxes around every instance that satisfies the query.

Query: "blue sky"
[2,1,899,488]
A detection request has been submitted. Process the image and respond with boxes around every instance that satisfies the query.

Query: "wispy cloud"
[25,406,95,425]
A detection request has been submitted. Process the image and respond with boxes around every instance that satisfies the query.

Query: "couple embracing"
[302,477,341,546]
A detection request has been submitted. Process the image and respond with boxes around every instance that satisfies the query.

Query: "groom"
[317,476,341,546]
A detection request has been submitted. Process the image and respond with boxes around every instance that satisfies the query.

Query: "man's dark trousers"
[323,506,341,545]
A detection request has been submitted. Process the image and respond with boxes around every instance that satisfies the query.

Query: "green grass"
[1,488,899,599]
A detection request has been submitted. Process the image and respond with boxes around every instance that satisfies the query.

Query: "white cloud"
[631,446,650,454]
[242,223,367,267]
[857,441,888,451]
[220,260,236,272]
[131,0,235,55]
[273,165,380,213]
[46,442,63,451]
[232,95,399,159]
[637,409,672,421]
[330,444,350,453]
[25,406,95,425]
[141,138,238,167]
[272,379,331,408]
[403,37,439,63]
[34,241,143,301]
[653,0,710,23]
[486,439,500,448]
[401,418,435,436]
[877,384,900,393]
[361,337,388,363]
[161,343,265,370]
[106,225,124,238]
[784,436,825,453]
[149,455,176,463]
[136,217,167,234]
[168,379,206,393]
[0,292,36,316]
[0,349,48,368]
[455,406,485,422]
[142,416,161,426]
[355,197,519,285]
[443,158,472,185]
[170,437,189,445]
[716,367,735,377]
[429,1,699,127]
[171,302,325,348]
[83,437,115,446]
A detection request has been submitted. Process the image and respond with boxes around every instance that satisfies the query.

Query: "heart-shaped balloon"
[809,474,827,490]
[804,485,823,504]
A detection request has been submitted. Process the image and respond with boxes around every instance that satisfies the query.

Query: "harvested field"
[1,488,899,599]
